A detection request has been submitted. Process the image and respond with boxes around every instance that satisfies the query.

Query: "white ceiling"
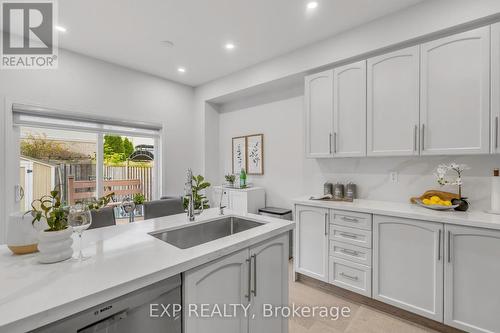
[58,0,425,86]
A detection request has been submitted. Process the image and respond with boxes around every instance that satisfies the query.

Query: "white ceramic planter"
[37,226,74,264]
[6,212,46,255]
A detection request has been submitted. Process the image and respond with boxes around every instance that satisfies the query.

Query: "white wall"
[0,49,197,242]
[219,94,500,211]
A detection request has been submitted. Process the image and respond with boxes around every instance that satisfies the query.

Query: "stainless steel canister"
[333,183,344,200]
[345,183,357,201]
[324,182,333,196]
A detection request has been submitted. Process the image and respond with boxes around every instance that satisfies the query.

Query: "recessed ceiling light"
[55,25,67,32]
[177,67,186,73]
[306,1,318,10]
[225,42,236,50]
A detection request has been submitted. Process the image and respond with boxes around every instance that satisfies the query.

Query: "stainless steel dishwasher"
[33,275,181,333]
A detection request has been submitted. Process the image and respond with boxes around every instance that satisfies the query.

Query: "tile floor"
[288,262,439,333]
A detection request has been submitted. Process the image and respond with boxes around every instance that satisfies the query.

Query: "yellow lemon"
[444,201,452,206]
[430,196,441,203]
[422,198,431,205]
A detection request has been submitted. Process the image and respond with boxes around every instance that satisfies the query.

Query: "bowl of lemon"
[415,195,459,211]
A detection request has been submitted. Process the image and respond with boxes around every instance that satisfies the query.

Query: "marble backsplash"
[300,155,500,212]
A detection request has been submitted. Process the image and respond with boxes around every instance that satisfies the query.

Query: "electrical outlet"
[389,171,399,183]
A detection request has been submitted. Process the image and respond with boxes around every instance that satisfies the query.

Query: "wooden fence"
[59,162,153,203]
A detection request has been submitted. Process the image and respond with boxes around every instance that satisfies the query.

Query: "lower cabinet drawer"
[330,224,372,248]
[329,257,372,297]
[330,241,372,266]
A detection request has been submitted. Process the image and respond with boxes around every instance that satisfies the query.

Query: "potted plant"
[224,174,236,187]
[27,189,74,263]
[183,174,211,213]
[435,163,470,211]
[133,193,146,216]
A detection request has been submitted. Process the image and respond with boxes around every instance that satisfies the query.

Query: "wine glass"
[68,203,92,261]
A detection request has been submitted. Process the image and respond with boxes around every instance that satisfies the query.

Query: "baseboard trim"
[296,273,465,333]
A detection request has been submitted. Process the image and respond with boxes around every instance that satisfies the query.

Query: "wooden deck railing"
[67,176,142,204]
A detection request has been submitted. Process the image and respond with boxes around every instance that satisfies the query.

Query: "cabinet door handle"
[414,125,418,151]
[438,229,441,261]
[245,258,252,301]
[324,213,328,235]
[340,248,359,256]
[341,216,359,223]
[251,254,257,296]
[340,272,359,281]
[496,117,499,149]
[447,231,452,263]
[421,124,425,151]
[334,132,337,154]
[329,133,332,154]
[339,232,357,239]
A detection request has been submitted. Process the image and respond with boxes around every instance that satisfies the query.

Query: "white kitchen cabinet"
[373,215,444,321]
[444,225,500,333]
[183,249,250,333]
[305,70,334,158]
[248,234,289,333]
[492,23,500,154]
[333,61,367,157]
[367,46,420,156]
[294,205,329,282]
[212,186,265,214]
[184,234,289,333]
[420,27,490,155]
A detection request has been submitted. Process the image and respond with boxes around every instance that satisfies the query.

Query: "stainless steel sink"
[150,217,265,249]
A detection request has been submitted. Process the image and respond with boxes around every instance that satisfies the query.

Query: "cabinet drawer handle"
[341,216,359,223]
[251,254,257,297]
[245,258,251,301]
[324,213,328,235]
[339,232,358,239]
[340,272,359,281]
[340,248,359,256]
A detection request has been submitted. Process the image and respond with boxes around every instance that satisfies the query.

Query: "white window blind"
[12,103,162,137]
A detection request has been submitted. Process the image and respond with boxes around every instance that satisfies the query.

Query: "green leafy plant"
[27,188,115,232]
[225,174,236,184]
[183,175,211,210]
[27,188,68,232]
[133,193,146,205]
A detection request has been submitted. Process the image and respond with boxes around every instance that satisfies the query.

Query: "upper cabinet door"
[420,27,490,155]
[367,46,420,156]
[333,61,367,157]
[305,70,334,158]
[492,23,500,154]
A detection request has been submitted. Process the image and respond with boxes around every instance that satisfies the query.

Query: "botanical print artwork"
[246,134,263,175]
[232,137,246,173]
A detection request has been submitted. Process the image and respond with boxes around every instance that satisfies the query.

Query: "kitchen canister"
[324,182,333,195]
[345,183,357,201]
[333,183,344,200]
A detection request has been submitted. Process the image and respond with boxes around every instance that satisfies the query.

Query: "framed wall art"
[232,136,247,173]
[246,134,264,175]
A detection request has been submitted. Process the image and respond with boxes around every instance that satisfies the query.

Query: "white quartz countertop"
[294,196,500,231]
[0,209,294,333]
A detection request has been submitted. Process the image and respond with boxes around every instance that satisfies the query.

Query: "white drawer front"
[329,257,372,297]
[332,210,372,231]
[330,225,372,248]
[330,240,372,266]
